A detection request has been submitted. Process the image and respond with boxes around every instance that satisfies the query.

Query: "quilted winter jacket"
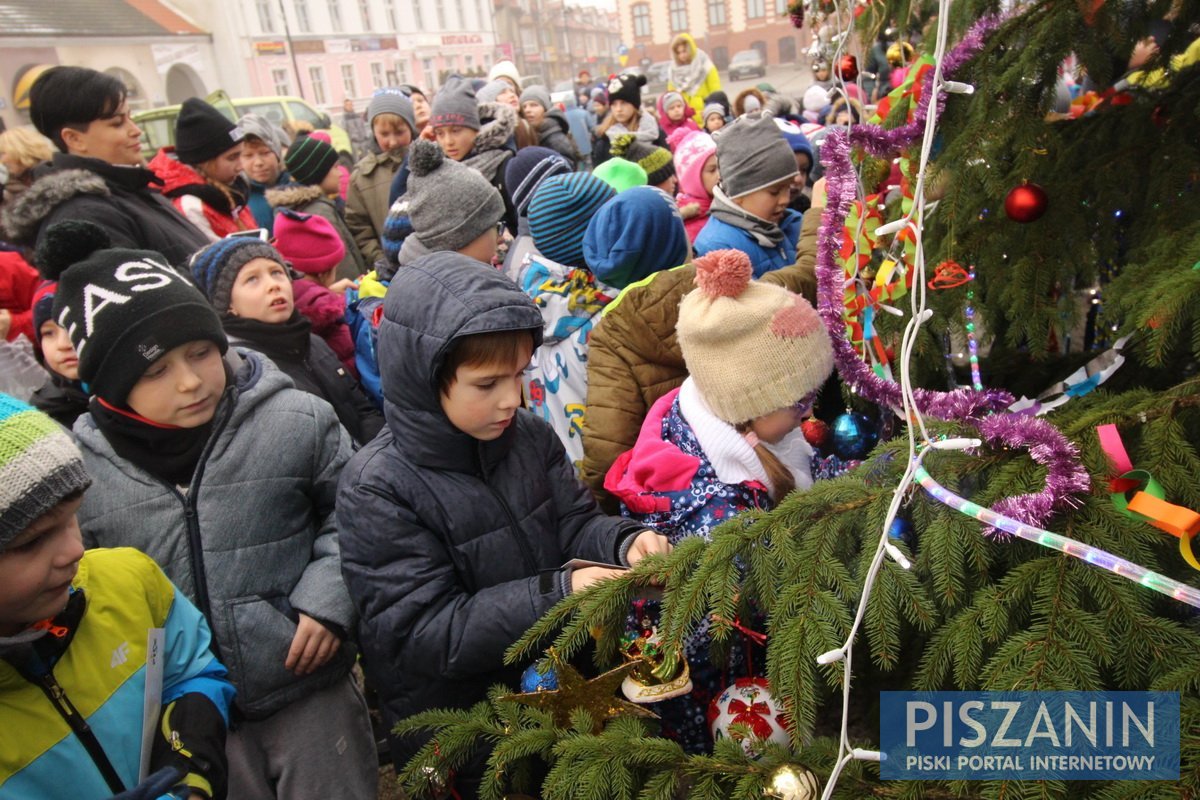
[147,148,257,241]
[1,154,209,267]
[693,207,804,277]
[337,252,644,768]
[579,213,821,511]
[345,148,408,266]
[72,352,358,720]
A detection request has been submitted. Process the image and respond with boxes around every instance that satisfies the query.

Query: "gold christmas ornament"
[765,764,820,800]
[505,650,659,732]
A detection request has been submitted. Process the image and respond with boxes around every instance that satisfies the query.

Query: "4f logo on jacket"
[111,641,130,668]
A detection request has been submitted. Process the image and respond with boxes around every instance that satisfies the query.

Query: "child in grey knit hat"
[693,113,803,277]
[403,139,507,266]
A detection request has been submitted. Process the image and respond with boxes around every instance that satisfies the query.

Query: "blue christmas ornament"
[832,413,877,460]
[520,662,558,693]
[888,518,915,547]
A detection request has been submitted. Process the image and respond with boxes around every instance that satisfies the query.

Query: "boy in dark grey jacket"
[337,252,670,797]
[40,223,378,799]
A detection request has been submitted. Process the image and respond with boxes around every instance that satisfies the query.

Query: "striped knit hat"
[610,134,675,187]
[284,134,340,187]
[190,237,285,312]
[527,173,615,267]
[0,395,91,550]
[504,147,573,218]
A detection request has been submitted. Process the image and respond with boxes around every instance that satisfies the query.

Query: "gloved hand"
[107,766,185,800]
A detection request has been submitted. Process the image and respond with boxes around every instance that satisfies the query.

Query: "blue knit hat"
[504,146,573,218]
[774,118,813,164]
[382,197,415,269]
[527,173,616,267]
[582,187,689,290]
[189,237,284,312]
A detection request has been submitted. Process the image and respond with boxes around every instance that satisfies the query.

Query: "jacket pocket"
[225,593,301,716]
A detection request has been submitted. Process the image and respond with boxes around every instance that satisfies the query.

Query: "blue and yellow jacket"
[0,548,235,799]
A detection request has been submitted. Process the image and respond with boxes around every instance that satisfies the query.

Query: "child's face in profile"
[700,154,720,196]
[125,340,227,428]
[0,496,85,636]
[734,177,793,224]
[39,320,79,381]
[522,101,546,127]
[440,339,533,441]
[200,143,245,186]
[373,116,413,153]
[319,164,342,195]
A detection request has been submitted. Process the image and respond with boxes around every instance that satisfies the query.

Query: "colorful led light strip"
[964,266,983,391]
[914,464,1200,609]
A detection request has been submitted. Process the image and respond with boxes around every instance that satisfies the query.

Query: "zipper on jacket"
[161,388,236,666]
[477,441,539,577]
[36,671,127,794]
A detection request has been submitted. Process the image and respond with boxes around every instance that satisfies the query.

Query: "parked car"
[728,49,767,80]
[647,60,671,96]
[133,90,352,162]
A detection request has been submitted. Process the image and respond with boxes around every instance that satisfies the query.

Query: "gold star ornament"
[506,652,659,733]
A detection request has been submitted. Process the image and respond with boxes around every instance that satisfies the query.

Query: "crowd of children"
[0,60,856,799]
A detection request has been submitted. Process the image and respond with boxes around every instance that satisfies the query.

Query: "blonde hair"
[736,422,796,501]
[595,106,640,139]
[0,127,54,173]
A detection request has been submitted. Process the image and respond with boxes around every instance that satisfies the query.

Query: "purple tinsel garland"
[975,413,1091,537]
[815,13,1090,530]
[816,14,1011,421]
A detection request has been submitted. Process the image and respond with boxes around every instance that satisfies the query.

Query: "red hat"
[272,210,345,274]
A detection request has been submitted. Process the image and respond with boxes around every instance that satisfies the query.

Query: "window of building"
[707,0,726,26]
[359,0,372,27]
[295,0,311,31]
[272,68,290,95]
[632,3,650,38]
[413,0,425,30]
[477,0,488,28]
[455,0,466,26]
[746,0,765,19]
[370,61,385,89]
[436,0,446,29]
[668,0,687,32]
[422,57,434,85]
[328,0,343,30]
[309,65,327,105]
[465,54,474,70]
[256,0,274,31]
[384,0,398,28]
[775,0,788,13]
[341,64,357,98]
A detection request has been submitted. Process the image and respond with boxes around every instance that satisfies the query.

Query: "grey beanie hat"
[430,76,482,130]
[406,139,504,252]
[476,79,510,105]
[519,85,552,112]
[367,88,417,133]
[237,113,285,159]
[714,113,799,198]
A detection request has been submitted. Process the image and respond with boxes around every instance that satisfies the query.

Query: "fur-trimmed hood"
[1,169,109,245]
[265,183,325,209]
[474,102,518,153]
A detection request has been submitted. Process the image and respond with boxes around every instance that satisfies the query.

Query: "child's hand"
[624,530,673,565]
[285,613,341,676]
[811,178,827,210]
[0,309,10,340]
[420,125,437,142]
[328,278,358,295]
[679,202,701,219]
[570,566,626,592]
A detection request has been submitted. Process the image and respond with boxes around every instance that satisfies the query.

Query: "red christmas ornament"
[801,418,831,449]
[836,54,859,83]
[1003,182,1048,223]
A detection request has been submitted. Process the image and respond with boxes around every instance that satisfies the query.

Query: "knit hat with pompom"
[405,138,505,252]
[676,248,833,424]
[611,133,675,187]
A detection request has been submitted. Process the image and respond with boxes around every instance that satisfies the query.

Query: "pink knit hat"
[673,130,717,200]
[272,210,345,274]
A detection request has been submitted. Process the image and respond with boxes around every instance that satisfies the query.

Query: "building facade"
[0,0,217,131]
[617,0,805,72]
[493,0,621,87]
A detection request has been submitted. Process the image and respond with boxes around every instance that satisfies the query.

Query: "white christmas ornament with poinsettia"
[707,677,790,755]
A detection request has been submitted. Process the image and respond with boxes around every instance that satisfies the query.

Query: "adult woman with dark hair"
[668,34,722,124]
[1,66,208,266]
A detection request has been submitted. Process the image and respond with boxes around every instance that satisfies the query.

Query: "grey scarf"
[709,185,784,250]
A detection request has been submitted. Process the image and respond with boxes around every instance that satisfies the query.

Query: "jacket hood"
[377,251,543,472]
[475,102,519,153]
[2,169,110,245]
[542,110,570,135]
[265,183,325,209]
[356,147,408,177]
[604,387,697,514]
[671,33,699,60]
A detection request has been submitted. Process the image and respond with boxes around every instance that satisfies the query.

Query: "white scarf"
[670,47,715,97]
[605,110,662,144]
[678,378,813,497]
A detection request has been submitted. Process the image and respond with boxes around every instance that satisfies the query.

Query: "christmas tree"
[388,0,1200,797]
